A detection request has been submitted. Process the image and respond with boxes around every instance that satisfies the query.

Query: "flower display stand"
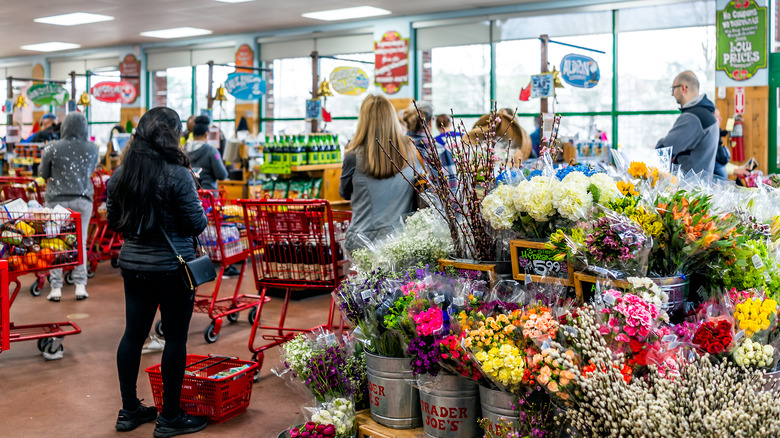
[572,272,631,304]
[356,409,425,438]
[438,259,498,288]
[509,240,574,287]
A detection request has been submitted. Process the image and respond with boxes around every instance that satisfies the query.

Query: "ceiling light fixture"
[21,42,81,52]
[34,12,114,26]
[302,6,391,21]
[212,0,257,3]
[140,27,213,39]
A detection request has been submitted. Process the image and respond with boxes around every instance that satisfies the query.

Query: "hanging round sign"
[26,83,69,106]
[90,81,137,104]
[224,72,266,100]
[329,67,369,96]
[560,54,600,89]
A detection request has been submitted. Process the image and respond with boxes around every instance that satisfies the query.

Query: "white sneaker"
[75,284,89,300]
[47,288,62,302]
[142,335,165,354]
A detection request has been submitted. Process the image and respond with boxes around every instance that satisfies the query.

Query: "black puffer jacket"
[107,162,207,272]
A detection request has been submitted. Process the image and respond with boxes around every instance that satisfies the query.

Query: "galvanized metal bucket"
[478,386,519,435]
[652,276,689,315]
[418,373,481,438]
[365,352,422,429]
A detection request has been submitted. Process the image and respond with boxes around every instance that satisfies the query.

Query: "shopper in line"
[184,115,228,191]
[108,107,208,437]
[656,70,719,174]
[39,112,98,302]
[433,113,463,146]
[712,108,732,179]
[403,103,457,190]
[340,94,420,252]
[529,116,542,158]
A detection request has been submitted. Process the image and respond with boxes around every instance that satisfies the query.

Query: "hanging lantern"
[213,85,228,102]
[552,67,565,89]
[14,95,28,109]
[78,91,91,106]
[318,79,333,97]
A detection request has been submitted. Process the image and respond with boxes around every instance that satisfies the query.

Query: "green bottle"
[263,135,271,165]
[309,134,319,165]
[317,136,326,164]
[334,134,341,163]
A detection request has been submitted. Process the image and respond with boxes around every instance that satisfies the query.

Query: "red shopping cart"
[154,190,267,344]
[239,198,351,370]
[0,203,84,357]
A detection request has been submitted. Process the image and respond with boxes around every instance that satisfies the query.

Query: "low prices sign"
[26,83,69,106]
[329,66,369,96]
[91,81,137,104]
[119,54,141,104]
[716,0,767,81]
[374,31,408,94]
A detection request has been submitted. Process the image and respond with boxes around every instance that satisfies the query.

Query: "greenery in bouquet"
[309,398,356,438]
[280,333,367,403]
[350,208,453,273]
[718,239,780,295]
[652,190,740,277]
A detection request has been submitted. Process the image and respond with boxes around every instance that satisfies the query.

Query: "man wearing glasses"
[656,71,718,174]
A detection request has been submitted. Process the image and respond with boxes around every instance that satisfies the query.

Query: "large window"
[319,53,373,143]
[429,44,490,116]
[151,66,193,123]
[88,70,122,148]
[195,64,236,135]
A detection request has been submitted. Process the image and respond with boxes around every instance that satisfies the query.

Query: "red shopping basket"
[146,354,259,424]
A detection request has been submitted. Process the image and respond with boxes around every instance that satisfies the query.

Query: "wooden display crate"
[509,239,573,287]
[572,272,631,304]
[438,259,497,287]
[356,409,424,438]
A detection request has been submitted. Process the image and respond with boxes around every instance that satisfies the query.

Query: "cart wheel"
[204,322,219,343]
[37,338,50,352]
[111,258,119,269]
[30,282,42,296]
[87,264,97,278]
[248,307,258,325]
[252,353,264,383]
[227,312,239,323]
[154,320,164,338]
[64,270,74,285]
[44,342,64,355]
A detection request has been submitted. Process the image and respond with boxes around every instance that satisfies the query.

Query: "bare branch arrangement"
[376,102,515,261]
[538,114,563,163]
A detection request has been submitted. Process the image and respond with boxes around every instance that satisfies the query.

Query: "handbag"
[159,226,216,291]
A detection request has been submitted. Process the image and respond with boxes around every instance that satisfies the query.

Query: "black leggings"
[116,269,194,419]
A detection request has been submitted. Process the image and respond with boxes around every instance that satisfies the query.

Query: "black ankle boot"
[115,401,158,431]
[153,412,207,438]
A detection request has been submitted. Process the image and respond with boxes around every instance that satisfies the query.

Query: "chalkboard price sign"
[510,240,573,286]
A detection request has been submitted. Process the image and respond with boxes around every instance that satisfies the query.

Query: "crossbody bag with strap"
[159,225,216,291]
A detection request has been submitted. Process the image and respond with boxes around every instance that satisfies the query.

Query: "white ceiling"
[0,0,542,60]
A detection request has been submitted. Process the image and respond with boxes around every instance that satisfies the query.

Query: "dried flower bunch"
[563,307,780,438]
[377,103,515,260]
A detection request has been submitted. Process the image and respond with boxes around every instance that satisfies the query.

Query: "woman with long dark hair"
[107,107,208,437]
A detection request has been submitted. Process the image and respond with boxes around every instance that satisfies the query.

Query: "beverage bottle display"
[292,240,304,280]
[296,135,306,166]
[278,240,290,279]
[317,136,326,164]
[334,134,341,163]
[304,241,316,281]
[263,135,271,165]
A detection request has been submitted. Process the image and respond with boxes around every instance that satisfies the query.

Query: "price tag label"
[361,290,372,300]
[662,334,678,343]
[324,333,337,345]
[603,293,616,306]
[434,294,445,304]
[453,296,465,307]
[752,254,764,269]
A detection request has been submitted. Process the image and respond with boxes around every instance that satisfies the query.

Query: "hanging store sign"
[560,54,600,88]
[91,81,137,104]
[235,44,254,73]
[26,83,69,106]
[224,72,266,100]
[716,0,767,82]
[530,73,555,99]
[119,54,141,104]
[374,31,408,95]
[329,67,369,96]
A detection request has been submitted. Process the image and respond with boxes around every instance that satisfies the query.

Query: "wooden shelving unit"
[289,163,343,172]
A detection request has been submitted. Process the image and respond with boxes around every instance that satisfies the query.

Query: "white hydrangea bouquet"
[350,208,454,273]
[481,168,621,239]
[308,398,356,438]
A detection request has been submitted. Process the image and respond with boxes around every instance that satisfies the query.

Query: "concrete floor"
[0,264,335,438]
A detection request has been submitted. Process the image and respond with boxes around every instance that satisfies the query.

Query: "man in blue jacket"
[656,71,718,174]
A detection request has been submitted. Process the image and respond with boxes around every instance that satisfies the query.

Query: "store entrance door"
[770,52,779,174]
